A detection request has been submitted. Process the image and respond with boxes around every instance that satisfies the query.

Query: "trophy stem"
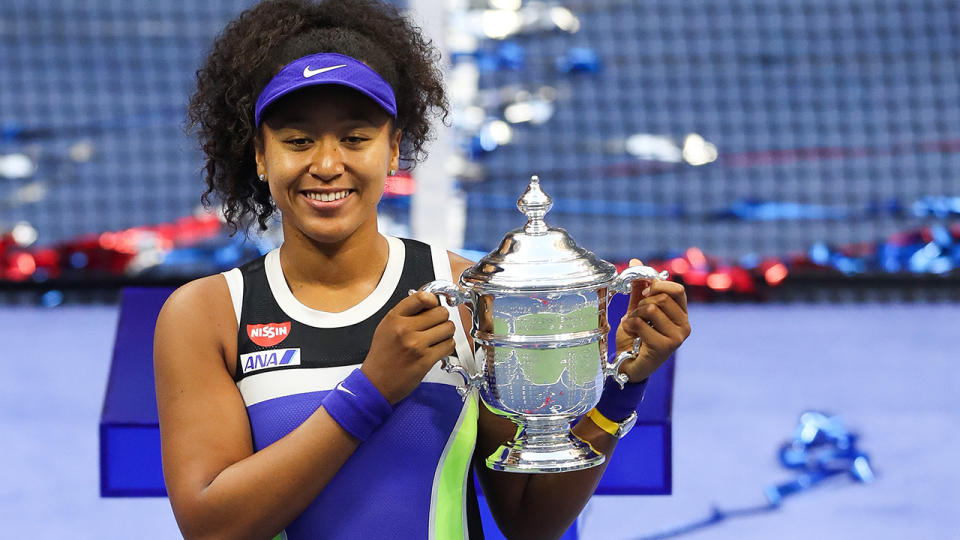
[486,415,606,473]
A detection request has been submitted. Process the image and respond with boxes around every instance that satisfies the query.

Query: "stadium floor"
[2,302,957,539]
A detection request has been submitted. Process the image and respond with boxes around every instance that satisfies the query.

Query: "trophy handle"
[410,281,482,399]
[610,265,669,296]
[415,280,475,310]
[605,265,669,388]
[604,338,639,389]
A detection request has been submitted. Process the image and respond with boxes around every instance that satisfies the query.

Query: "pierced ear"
[253,131,266,166]
[390,128,402,151]
[389,129,402,174]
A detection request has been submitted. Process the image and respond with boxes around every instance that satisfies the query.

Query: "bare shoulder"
[447,251,474,279]
[155,273,237,375]
[160,273,233,318]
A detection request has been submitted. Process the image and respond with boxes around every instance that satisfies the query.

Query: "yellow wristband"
[586,407,620,437]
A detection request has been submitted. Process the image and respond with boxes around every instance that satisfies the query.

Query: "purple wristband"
[321,369,393,441]
[595,376,648,422]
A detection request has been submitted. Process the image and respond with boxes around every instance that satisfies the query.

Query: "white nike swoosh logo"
[335,383,357,397]
[303,64,347,78]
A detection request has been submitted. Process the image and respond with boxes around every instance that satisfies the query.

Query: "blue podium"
[100,287,674,537]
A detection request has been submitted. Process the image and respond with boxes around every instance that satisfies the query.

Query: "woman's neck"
[277,219,390,312]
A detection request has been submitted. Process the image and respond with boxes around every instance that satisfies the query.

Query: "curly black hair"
[188,0,448,232]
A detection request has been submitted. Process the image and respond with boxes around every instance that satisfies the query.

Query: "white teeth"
[307,190,349,202]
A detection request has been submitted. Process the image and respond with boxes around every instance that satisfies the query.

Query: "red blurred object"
[5,252,37,281]
[1,212,225,280]
[668,257,691,276]
[31,248,61,279]
[683,269,709,287]
[706,270,733,291]
[762,261,789,286]
[384,171,415,197]
[685,247,708,270]
[614,248,764,300]
[0,232,15,255]
[728,266,757,295]
[787,252,827,272]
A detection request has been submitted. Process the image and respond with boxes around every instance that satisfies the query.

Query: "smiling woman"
[256,84,400,246]
[158,1,690,539]
[187,0,446,234]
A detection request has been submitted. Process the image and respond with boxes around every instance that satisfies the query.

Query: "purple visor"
[254,52,397,126]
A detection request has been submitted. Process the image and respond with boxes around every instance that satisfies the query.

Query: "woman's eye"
[343,136,368,144]
[286,138,312,147]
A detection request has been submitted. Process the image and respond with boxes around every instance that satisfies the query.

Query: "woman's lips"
[301,190,353,210]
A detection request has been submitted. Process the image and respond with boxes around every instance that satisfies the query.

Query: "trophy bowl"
[415,175,667,473]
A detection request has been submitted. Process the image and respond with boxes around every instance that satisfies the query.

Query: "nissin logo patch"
[247,322,291,347]
[240,348,301,374]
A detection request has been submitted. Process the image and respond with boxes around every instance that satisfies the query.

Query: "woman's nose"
[308,139,344,180]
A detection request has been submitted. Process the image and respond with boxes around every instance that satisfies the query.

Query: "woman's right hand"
[361,291,456,404]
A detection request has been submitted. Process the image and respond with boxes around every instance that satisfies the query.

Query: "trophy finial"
[517,175,552,234]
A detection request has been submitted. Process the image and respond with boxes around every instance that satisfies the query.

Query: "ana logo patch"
[247,322,291,347]
[240,348,301,374]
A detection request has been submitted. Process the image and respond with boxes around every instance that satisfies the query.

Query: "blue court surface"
[2,302,957,539]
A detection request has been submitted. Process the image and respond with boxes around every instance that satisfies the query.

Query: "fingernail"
[630,258,641,266]
[642,287,651,296]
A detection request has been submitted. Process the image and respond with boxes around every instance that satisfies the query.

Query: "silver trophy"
[415,175,668,473]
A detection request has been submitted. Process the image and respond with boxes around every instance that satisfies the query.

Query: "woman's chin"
[288,219,374,247]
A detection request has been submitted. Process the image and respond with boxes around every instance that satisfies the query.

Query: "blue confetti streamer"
[634,411,873,540]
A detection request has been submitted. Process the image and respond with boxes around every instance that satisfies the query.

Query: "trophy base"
[485,416,606,473]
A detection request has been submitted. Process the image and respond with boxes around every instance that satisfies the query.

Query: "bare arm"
[449,254,690,539]
[155,276,360,539]
[155,277,455,539]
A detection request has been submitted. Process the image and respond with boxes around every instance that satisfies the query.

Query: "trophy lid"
[461,175,618,292]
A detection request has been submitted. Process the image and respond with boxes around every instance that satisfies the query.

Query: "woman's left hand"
[614,258,691,383]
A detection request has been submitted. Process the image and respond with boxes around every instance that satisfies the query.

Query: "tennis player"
[155,1,691,538]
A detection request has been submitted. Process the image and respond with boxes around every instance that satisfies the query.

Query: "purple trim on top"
[254,52,397,125]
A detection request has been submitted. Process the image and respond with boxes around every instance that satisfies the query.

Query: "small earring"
[258,174,266,182]
[388,169,396,176]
